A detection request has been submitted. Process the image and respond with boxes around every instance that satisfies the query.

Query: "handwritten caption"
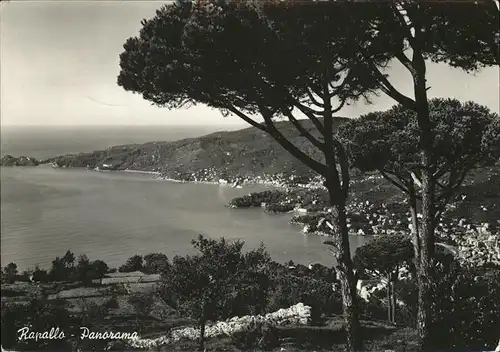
[17,326,139,341]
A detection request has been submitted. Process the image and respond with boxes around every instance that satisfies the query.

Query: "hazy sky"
[1,0,499,126]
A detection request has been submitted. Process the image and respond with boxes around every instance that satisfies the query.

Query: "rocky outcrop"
[0,155,39,166]
[123,303,311,349]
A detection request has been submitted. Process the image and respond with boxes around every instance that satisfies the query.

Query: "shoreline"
[100,167,296,190]
[5,154,326,191]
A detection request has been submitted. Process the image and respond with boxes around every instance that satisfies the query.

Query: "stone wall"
[124,303,311,350]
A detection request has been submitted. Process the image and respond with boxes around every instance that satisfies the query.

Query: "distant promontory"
[0,155,40,167]
[40,120,346,185]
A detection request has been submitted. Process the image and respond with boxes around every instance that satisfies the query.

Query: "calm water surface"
[1,126,370,270]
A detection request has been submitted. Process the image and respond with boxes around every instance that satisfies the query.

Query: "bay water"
[1,125,369,271]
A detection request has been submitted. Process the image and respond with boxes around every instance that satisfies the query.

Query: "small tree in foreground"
[353,234,413,324]
[160,235,270,351]
[128,291,155,332]
[3,262,18,284]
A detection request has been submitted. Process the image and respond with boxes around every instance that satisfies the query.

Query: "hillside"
[43,119,347,182]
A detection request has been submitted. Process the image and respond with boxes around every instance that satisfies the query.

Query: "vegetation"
[1,1,498,350]
[2,263,18,284]
[429,262,500,350]
[0,155,39,166]
[46,250,110,283]
[143,253,169,274]
[339,98,500,264]
[2,232,499,351]
[353,234,414,323]
[160,235,271,350]
[116,0,498,349]
[1,241,354,351]
[42,120,331,183]
[117,1,377,348]
[118,255,144,273]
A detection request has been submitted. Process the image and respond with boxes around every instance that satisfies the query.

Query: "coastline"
[115,168,297,190]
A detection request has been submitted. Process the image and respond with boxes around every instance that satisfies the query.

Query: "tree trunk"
[417,165,435,350]
[326,186,362,351]
[391,272,398,324]
[412,45,436,350]
[409,188,421,272]
[199,320,206,351]
[321,62,362,351]
[386,276,392,323]
[408,191,421,327]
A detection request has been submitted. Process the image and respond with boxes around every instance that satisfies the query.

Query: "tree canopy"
[338,98,500,218]
[354,233,414,278]
[117,0,498,195]
[160,235,270,350]
[118,0,391,183]
[117,1,499,349]
[118,0,498,117]
[354,233,414,323]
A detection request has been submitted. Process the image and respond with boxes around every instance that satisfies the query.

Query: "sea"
[0,125,370,271]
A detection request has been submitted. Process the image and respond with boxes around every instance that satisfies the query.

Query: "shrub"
[2,263,18,284]
[430,262,500,350]
[266,273,341,324]
[143,253,169,274]
[231,322,280,350]
[32,266,49,282]
[16,271,32,282]
[49,250,76,281]
[2,298,76,350]
[265,203,295,213]
[119,255,143,273]
[91,260,109,279]
[103,296,119,310]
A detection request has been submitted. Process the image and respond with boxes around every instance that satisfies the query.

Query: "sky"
[0,0,499,127]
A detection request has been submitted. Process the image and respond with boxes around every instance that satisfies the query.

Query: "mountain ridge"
[41,118,349,182]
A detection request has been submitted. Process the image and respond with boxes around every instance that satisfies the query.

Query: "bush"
[103,296,119,310]
[74,255,110,283]
[2,263,18,284]
[2,298,76,350]
[119,255,143,273]
[430,262,500,350]
[16,271,32,282]
[266,273,341,323]
[231,322,280,350]
[32,266,49,282]
[359,296,388,322]
[265,203,295,213]
[91,260,109,279]
[143,253,169,274]
[49,251,76,281]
